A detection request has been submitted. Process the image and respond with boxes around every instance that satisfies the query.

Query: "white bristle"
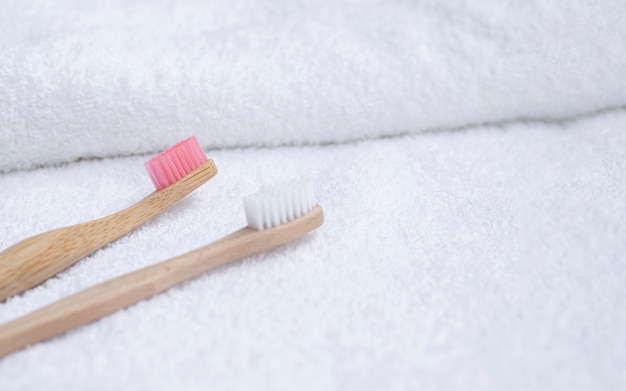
[244,180,317,231]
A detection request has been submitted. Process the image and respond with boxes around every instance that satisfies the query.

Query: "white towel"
[1,0,626,172]
[1,110,625,390]
[1,1,626,389]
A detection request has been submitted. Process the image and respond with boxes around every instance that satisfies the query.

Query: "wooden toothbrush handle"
[0,160,217,302]
[0,206,323,358]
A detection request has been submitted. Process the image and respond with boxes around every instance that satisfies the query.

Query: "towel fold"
[1,0,626,172]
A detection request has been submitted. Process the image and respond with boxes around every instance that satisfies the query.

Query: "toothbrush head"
[144,136,208,191]
[243,180,316,231]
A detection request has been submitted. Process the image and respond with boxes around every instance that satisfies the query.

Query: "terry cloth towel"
[1,111,625,390]
[1,0,626,172]
[1,1,626,390]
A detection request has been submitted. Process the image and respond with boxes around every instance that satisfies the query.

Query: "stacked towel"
[1,0,626,172]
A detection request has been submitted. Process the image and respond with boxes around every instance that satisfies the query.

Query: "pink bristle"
[173,146,191,174]
[167,150,183,182]
[144,136,208,191]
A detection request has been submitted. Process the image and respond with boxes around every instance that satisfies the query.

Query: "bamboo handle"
[0,160,217,302]
[0,206,323,358]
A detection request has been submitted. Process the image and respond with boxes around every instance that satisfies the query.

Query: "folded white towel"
[1,0,625,172]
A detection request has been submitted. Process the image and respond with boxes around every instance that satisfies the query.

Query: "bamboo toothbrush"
[0,136,217,302]
[0,180,323,358]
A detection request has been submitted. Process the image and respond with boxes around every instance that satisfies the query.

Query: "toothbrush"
[0,181,323,358]
[0,137,217,302]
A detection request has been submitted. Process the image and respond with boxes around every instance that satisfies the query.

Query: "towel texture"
[1,0,626,172]
[1,110,625,390]
[1,1,626,390]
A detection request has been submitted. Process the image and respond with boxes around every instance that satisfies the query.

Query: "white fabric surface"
[1,0,626,172]
[1,0,626,390]
[1,111,625,390]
